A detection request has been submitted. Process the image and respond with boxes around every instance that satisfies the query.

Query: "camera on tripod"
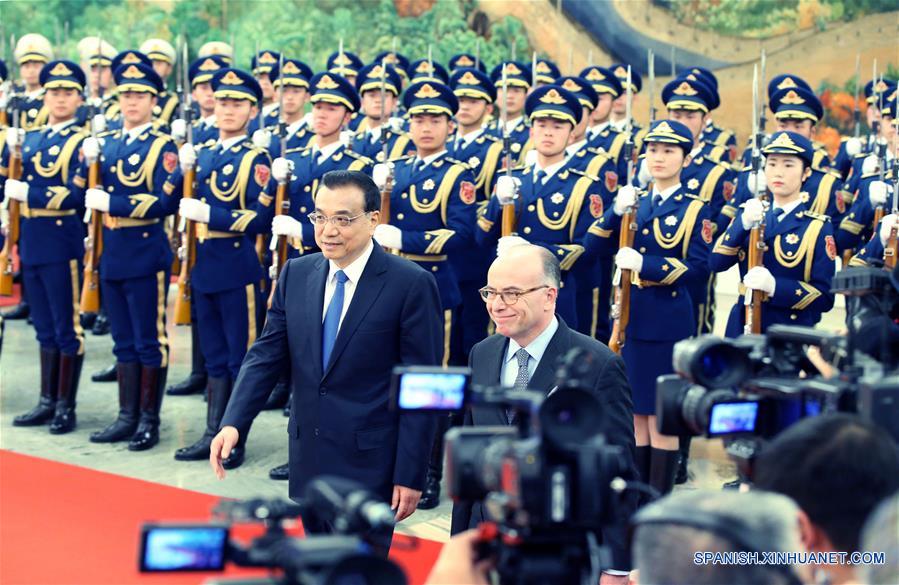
[138,476,406,585]
[390,349,635,585]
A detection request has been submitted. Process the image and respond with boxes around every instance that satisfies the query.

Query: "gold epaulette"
[685,193,705,202]
[285,146,312,156]
[97,129,117,138]
[345,149,374,164]
[802,211,830,222]
[568,168,598,182]
[444,156,471,169]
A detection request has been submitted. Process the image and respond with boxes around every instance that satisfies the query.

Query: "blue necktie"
[652,194,662,209]
[771,207,785,226]
[413,159,423,174]
[322,270,348,369]
[535,169,547,187]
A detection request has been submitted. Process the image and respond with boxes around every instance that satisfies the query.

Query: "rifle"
[884,147,898,270]
[608,66,637,354]
[647,49,656,123]
[499,64,517,236]
[853,53,861,140]
[0,37,22,296]
[377,59,393,226]
[170,35,186,276]
[0,32,6,127]
[744,64,768,335]
[80,35,105,313]
[173,39,196,326]
[758,49,767,136]
[268,52,291,308]
[474,38,481,71]
[872,71,888,230]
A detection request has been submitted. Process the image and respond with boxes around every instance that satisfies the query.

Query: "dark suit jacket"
[221,243,442,503]
[449,317,637,571]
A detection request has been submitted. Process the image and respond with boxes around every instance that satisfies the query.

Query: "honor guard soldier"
[4,60,88,434]
[198,41,234,64]
[77,62,179,451]
[350,63,414,162]
[263,58,314,159]
[165,68,273,469]
[103,50,156,128]
[533,58,560,88]
[375,50,411,82]
[77,36,118,123]
[11,34,54,130]
[585,119,713,495]
[268,72,373,259]
[833,78,896,179]
[557,75,621,342]
[487,62,532,162]
[479,85,609,331]
[171,55,229,146]
[140,39,180,128]
[581,66,629,182]
[447,67,503,366]
[448,53,486,74]
[327,50,365,132]
[842,80,897,197]
[687,67,738,161]
[710,131,836,335]
[409,59,450,85]
[610,63,647,150]
[247,50,282,135]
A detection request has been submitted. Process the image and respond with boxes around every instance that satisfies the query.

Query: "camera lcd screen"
[397,371,468,411]
[140,524,228,572]
[707,401,759,436]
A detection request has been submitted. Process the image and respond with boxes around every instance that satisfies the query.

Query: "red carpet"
[0,450,442,584]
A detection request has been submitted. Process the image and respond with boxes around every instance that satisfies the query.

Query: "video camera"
[656,266,899,477]
[138,476,406,585]
[391,349,636,585]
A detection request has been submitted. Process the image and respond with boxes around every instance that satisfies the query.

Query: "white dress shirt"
[124,122,153,144]
[46,119,77,138]
[413,149,447,170]
[216,134,246,153]
[532,158,566,184]
[322,240,375,330]
[500,316,559,388]
[312,139,343,164]
[651,182,682,205]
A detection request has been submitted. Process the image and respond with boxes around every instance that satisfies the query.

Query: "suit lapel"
[306,255,328,380]
[527,318,568,395]
[482,335,511,426]
[322,245,389,379]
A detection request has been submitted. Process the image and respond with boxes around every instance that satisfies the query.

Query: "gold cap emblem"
[49,62,73,76]
[121,65,146,79]
[414,83,442,99]
[539,88,567,105]
[316,75,340,90]
[219,70,244,85]
[673,81,698,96]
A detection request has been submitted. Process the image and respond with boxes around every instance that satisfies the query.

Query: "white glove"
[613,185,638,216]
[170,119,187,142]
[743,266,776,296]
[178,143,197,172]
[868,180,889,207]
[179,198,210,223]
[340,130,354,147]
[0,92,7,110]
[271,214,303,239]
[879,214,898,246]
[252,129,271,150]
[524,149,538,167]
[88,97,104,109]
[271,157,294,183]
[747,168,766,194]
[615,246,643,272]
[372,163,392,189]
[740,197,767,230]
[637,158,651,187]
[5,127,23,149]
[4,179,29,202]
[373,223,403,249]
[91,114,107,134]
[497,235,529,257]
[85,188,110,212]
[495,175,521,205]
[861,154,878,176]
[81,136,101,162]
[845,137,862,157]
[388,116,405,132]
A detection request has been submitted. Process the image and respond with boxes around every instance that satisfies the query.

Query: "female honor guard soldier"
[585,119,713,495]
[710,131,836,336]
[4,60,88,433]
[79,62,179,451]
[166,68,273,469]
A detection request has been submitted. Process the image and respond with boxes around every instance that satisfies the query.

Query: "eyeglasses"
[307,212,369,228]
[478,285,550,305]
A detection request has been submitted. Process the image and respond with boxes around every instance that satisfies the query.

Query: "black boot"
[418,414,452,510]
[675,435,692,485]
[90,362,141,443]
[166,324,207,396]
[634,445,651,484]
[91,311,110,335]
[2,302,30,320]
[649,448,680,496]
[269,463,290,480]
[49,353,84,434]
[91,363,117,383]
[175,376,228,461]
[14,348,60,426]
[263,381,289,410]
[129,365,167,451]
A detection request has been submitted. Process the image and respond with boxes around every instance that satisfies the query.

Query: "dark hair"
[754,413,899,552]
[319,170,380,213]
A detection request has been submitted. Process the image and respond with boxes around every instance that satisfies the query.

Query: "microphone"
[303,476,396,534]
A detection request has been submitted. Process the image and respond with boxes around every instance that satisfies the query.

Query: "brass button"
[300,206,306,213]
[523,226,532,234]
[55,219,63,226]
[234,241,240,248]
[142,232,149,238]
[27,174,33,180]
[201,197,206,203]
[107,185,114,192]
[553,212,559,217]
[557,249,564,255]
[639,247,646,253]
[672,291,677,298]
[527,205,535,212]
[304,186,310,192]
[642,228,649,235]
[402,193,408,199]
[397,213,404,220]
[431,266,438,272]
[422,198,429,203]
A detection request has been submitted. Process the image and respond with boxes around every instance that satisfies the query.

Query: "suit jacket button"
[314,428,320,437]
[319,388,326,396]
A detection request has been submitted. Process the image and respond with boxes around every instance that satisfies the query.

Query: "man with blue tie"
[210,170,442,552]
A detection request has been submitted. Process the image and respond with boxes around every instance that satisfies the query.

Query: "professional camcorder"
[138,476,406,585]
[391,349,637,585]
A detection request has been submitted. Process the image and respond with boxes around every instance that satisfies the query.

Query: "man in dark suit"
[209,170,442,537]
[449,244,637,583]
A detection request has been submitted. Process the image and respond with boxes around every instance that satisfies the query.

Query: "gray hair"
[633,490,804,585]
[859,493,899,585]
[533,245,561,288]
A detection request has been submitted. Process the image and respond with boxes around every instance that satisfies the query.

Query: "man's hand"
[424,529,492,585]
[209,426,240,480]
[391,484,421,522]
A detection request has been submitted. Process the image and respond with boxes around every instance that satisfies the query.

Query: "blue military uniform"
[582,66,630,182]
[326,51,365,132]
[263,58,315,159]
[247,50,283,135]
[186,56,230,145]
[10,34,53,130]
[486,62,532,164]
[4,61,88,433]
[448,53,486,74]
[533,59,560,86]
[833,79,896,178]
[350,63,415,162]
[710,131,836,337]
[609,64,647,152]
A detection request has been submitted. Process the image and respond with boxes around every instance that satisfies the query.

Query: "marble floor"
[0,264,846,543]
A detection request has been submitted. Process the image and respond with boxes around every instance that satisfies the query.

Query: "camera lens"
[539,387,603,452]
[674,336,752,388]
